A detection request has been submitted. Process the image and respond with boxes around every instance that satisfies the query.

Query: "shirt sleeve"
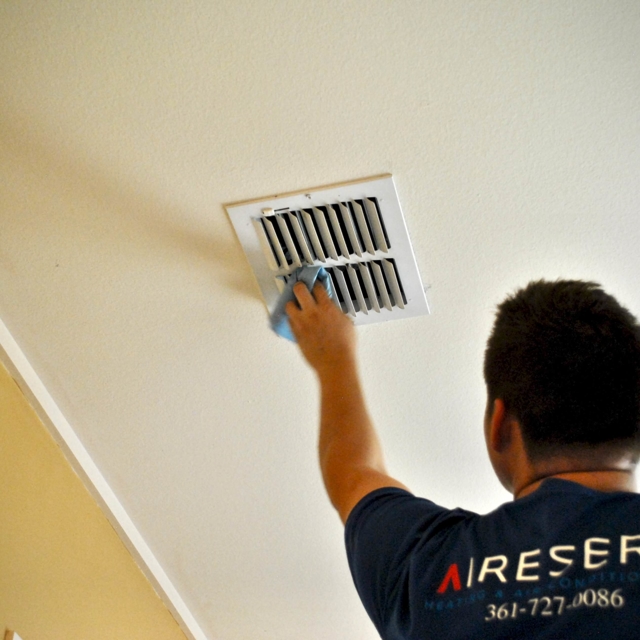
[344,487,471,637]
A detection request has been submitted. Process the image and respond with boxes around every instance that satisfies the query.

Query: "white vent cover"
[225,174,429,325]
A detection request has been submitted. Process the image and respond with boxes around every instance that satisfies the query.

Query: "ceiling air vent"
[225,174,429,325]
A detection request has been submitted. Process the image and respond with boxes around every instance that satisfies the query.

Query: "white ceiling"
[1,2,639,638]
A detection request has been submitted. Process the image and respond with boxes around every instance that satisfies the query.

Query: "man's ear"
[488,398,511,453]
[486,399,530,495]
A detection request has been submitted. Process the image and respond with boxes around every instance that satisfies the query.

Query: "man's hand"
[286,282,356,379]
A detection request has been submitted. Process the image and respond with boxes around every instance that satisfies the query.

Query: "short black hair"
[484,280,640,460]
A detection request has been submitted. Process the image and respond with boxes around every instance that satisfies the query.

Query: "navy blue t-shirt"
[345,479,640,639]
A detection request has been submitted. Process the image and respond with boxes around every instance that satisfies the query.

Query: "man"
[286,279,640,639]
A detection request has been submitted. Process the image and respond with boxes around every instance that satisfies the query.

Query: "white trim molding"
[0,317,208,640]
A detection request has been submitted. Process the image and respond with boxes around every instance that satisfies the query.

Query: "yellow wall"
[0,361,187,640]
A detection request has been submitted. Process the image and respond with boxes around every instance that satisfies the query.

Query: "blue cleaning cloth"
[269,266,336,342]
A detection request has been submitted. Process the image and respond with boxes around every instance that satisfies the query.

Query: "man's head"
[484,280,640,464]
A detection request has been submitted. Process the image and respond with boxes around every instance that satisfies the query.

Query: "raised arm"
[286,282,409,524]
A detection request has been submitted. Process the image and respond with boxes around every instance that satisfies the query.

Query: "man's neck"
[515,468,636,499]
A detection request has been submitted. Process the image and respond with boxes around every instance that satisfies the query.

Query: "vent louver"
[226,174,429,325]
